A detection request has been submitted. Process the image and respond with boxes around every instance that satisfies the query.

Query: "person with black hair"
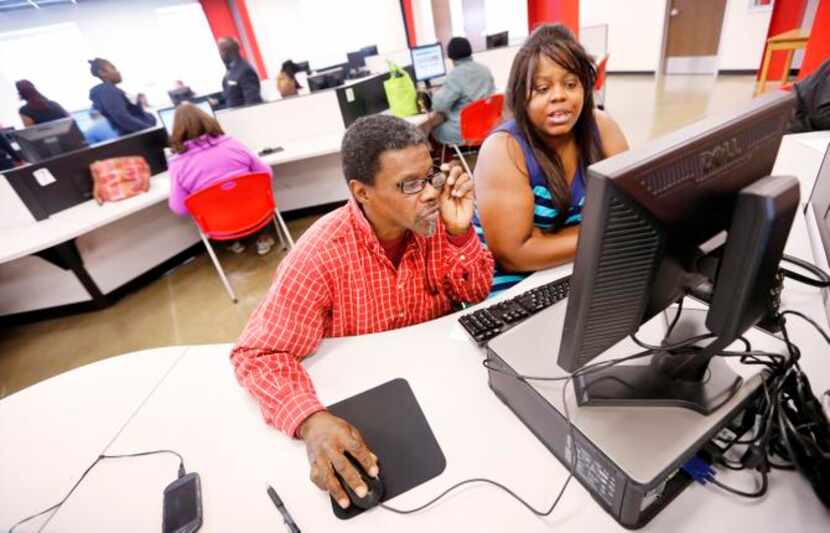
[424,36,495,146]
[16,80,68,126]
[277,60,302,98]
[88,58,156,135]
[473,24,628,296]
[231,115,493,509]
[217,37,263,108]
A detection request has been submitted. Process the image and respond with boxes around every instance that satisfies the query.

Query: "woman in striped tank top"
[473,24,629,296]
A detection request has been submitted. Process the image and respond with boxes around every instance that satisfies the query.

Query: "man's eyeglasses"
[396,166,447,195]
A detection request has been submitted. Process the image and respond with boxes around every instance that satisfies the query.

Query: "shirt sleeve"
[431,73,462,114]
[433,224,494,304]
[240,68,263,106]
[167,162,189,216]
[230,249,331,437]
[228,137,272,176]
[98,85,155,134]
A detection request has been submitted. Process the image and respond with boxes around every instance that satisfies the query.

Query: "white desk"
[252,113,429,213]
[18,258,827,533]
[0,346,189,532]
[0,172,200,318]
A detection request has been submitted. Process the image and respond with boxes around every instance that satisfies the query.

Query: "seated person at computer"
[421,37,495,146]
[474,24,628,295]
[231,115,494,509]
[277,60,302,98]
[217,36,263,108]
[16,80,69,126]
[88,58,157,136]
[167,103,277,255]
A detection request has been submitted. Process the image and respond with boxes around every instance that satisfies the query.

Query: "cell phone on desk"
[163,472,203,533]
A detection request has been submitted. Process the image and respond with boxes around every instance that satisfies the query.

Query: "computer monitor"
[361,45,379,57]
[486,31,509,49]
[13,118,88,162]
[158,100,214,137]
[347,50,367,70]
[168,86,196,105]
[558,91,799,414]
[410,43,447,83]
[308,73,329,92]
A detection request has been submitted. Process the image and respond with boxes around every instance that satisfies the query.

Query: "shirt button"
[399,311,405,318]
[460,255,466,261]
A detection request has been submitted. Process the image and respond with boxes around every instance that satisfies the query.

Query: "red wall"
[527,0,579,37]
[401,0,418,48]
[758,0,807,80]
[199,0,267,79]
[798,0,830,79]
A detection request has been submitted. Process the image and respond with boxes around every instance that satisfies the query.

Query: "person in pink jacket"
[167,103,276,255]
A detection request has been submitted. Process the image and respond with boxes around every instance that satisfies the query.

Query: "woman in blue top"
[473,24,629,296]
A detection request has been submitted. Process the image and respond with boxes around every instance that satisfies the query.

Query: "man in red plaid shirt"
[231,114,494,509]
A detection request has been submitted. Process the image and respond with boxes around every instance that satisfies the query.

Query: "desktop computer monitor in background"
[558,91,799,413]
[410,43,446,85]
[361,45,379,57]
[158,100,214,137]
[347,50,367,70]
[13,118,88,162]
[486,31,509,49]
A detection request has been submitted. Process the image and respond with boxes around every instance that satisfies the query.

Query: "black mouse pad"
[327,378,446,519]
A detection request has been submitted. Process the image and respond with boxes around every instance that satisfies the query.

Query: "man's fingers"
[325,469,351,509]
[348,439,379,478]
[329,449,368,499]
[451,174,474,198]
[309,461,327,491]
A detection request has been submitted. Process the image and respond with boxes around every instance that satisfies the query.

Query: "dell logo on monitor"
[700,138,742,175]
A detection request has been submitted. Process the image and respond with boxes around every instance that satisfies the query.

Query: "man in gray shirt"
[428,37,496,145]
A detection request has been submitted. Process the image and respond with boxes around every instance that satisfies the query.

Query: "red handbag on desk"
[90,156,151,204]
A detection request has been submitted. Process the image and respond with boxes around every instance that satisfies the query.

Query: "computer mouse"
[332,453,384,510]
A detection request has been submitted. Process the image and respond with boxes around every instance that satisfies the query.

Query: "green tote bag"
[384,62,418,117]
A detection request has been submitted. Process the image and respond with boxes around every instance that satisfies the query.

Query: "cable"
[8,449,185,533]
[780,310,830,345]
[708,470,768,499]
[781,254,830,286]
[382,330,719,518]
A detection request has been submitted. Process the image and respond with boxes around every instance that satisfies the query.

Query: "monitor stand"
[574,339,744,414]
[485,300,767,529]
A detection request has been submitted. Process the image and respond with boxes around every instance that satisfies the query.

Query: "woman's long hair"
[505,24,604,229]
[169,103,224,154]
[16,80,49,110]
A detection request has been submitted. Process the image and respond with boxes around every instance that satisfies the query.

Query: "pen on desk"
[267,485,302,533]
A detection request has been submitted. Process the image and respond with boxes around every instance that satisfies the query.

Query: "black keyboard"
[458,275,571,344]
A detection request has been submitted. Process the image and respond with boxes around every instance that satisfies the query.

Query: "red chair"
[449,93,505,176]
[184,172,294,302]
[594,54,609,110]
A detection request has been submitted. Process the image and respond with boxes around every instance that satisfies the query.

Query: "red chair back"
[459,93,505,146]
[184,172,276,241]
[595,54,609,92]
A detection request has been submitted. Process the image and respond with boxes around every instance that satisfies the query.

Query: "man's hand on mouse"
[298,410,379,509]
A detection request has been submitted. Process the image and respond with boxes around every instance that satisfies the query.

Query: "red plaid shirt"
[231,199,494,437]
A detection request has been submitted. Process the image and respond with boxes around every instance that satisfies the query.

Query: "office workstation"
[2,1,830,532]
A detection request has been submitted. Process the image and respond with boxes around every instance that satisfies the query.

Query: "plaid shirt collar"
[346,197,429,262]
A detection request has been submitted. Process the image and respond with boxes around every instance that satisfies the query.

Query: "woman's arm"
[474,133,580,272]
[20,114,34,127]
